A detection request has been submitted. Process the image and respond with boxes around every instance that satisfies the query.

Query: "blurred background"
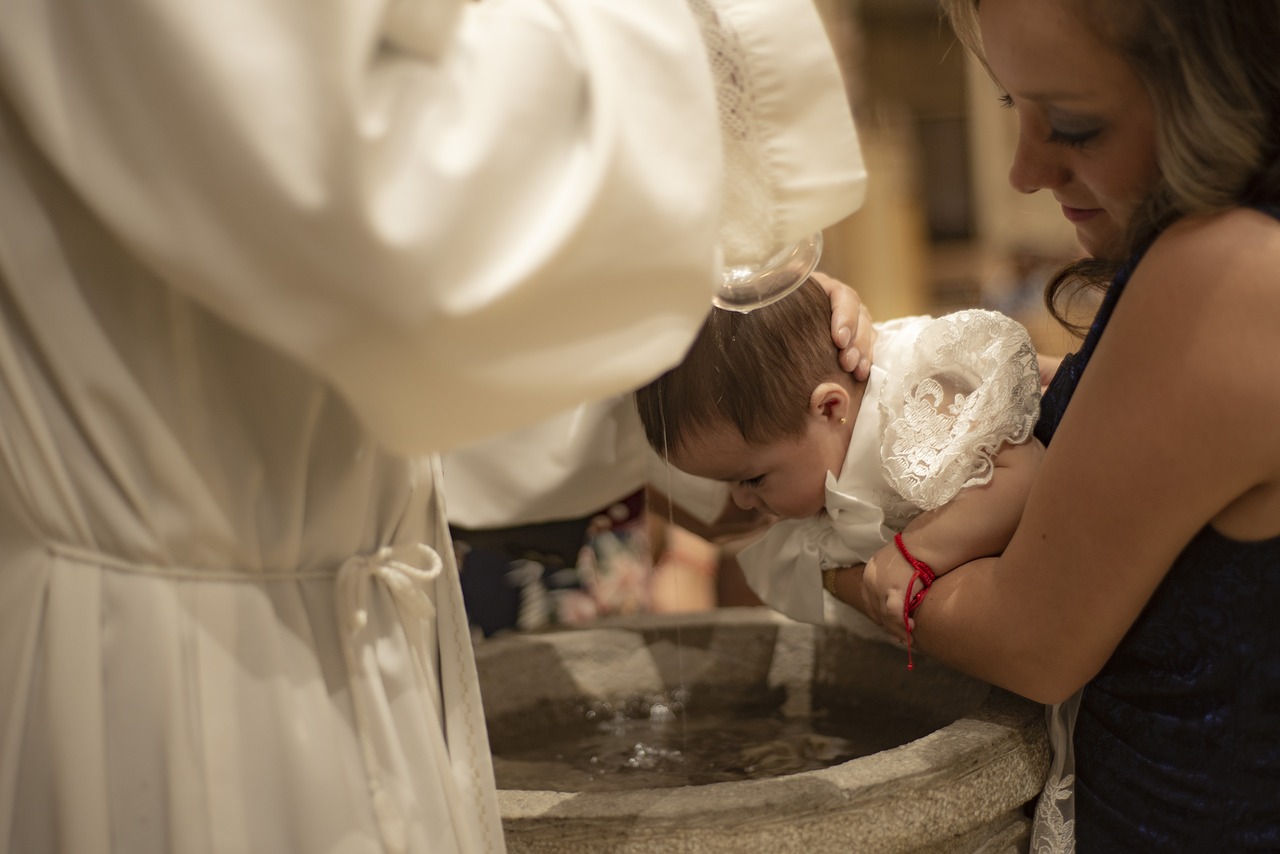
[816,0,1085,358]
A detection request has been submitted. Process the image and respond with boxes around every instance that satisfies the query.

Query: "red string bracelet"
[895,532,936,671]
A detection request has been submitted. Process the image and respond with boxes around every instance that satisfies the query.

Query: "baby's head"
[635,278,858,518]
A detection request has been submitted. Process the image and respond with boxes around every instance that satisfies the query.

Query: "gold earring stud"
[839,417,847,424]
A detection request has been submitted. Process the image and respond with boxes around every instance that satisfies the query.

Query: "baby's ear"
[810,381,851,422]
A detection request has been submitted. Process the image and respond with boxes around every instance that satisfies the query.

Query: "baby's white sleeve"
[879,310,1040,511]
[736,518,830,626]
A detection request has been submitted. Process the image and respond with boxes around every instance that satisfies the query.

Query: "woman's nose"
[729,485,759,511]
[1008,130,1069,195]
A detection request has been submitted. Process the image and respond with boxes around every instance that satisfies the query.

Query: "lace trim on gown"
[880,310,1040,510]
[1032,690,1081,854]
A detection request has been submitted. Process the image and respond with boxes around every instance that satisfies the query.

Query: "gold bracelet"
[822,567,839,596]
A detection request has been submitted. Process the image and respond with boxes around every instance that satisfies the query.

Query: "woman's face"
[979,0,1162,258]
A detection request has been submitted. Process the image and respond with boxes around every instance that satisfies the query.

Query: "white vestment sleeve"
[442,397,650,528]
[440,394,734,529]
[0,0,863,455]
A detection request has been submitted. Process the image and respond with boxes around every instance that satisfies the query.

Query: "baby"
[635,278,1043,657]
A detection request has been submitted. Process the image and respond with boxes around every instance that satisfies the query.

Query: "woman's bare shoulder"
[1148,207,1280,294]
[1129,207,1280,534]
[1126,208,1280,351]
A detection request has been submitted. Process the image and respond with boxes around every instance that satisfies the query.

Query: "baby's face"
[668,416,847,519]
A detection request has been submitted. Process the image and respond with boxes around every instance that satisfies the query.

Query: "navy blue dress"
[1033,218,1280,851]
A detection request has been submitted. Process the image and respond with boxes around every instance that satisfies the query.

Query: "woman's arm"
[889,210,1280,703]
[859,437,1043,631]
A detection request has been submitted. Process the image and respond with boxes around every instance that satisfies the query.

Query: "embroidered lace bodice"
[881,309,1040,511]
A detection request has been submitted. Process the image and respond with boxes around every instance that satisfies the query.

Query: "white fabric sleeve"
[879,309,1040,511]
[737,517,831,625]
[442,397,731,529]
[0,0,863,456]
[737,516,893,642]
[736,475,886,628]
[442,397,649,528]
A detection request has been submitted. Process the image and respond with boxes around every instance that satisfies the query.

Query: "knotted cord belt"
[336,542,444,854]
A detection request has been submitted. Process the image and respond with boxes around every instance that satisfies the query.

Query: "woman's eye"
[739,475,764,488]
[999,92,1102,149]
[1048,127,1102,149]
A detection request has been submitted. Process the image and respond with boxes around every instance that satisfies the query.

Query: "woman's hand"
[860,540,915,642]
[812,271,875,380]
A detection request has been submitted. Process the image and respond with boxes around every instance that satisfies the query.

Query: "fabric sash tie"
[336,542,444,854]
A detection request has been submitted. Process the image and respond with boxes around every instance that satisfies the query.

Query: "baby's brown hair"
[635,278,849,459]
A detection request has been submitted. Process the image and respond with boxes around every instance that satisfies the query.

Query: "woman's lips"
[1061,204,1102,223]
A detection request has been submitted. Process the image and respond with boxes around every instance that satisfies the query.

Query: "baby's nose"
[729,485,759,511]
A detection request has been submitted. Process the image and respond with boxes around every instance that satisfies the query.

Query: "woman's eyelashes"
[739,474,765,488]
[997,93,1102,149]
[1047,126,1102,149]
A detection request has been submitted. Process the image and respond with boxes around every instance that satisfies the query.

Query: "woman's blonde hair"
[943,0,1280,333]
[634,278,846,459]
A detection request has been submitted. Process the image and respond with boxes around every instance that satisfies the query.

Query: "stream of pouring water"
[656,395,690,754]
